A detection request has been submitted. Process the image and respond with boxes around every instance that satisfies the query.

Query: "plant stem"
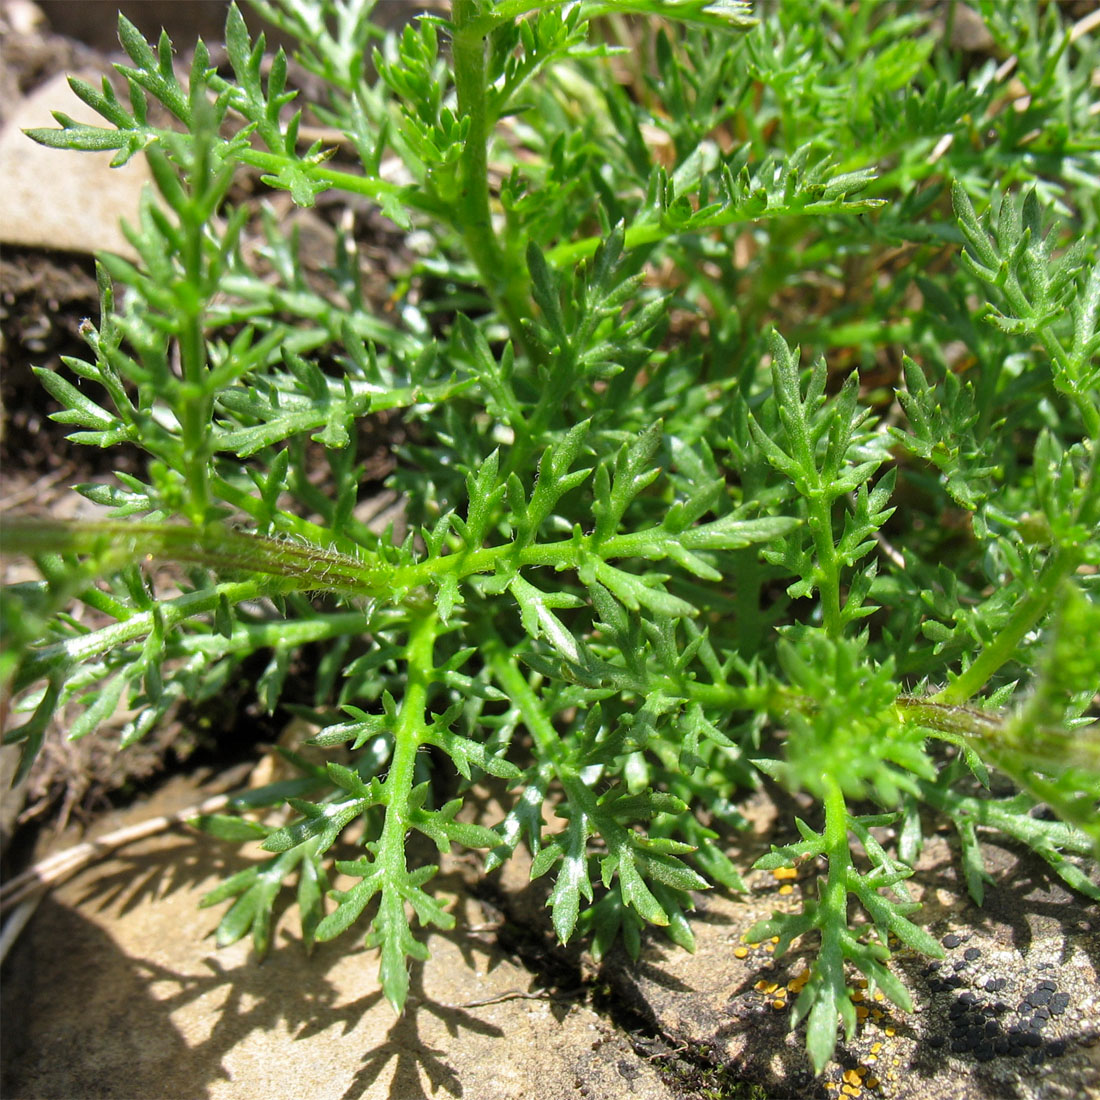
[932,545,1079,704]
[451,1,531,347]
[1,518,389,594]
[11,577,289,689]
[820,775,851,939]
[543,198,886,269]
[375,610,438,1010]
[808,495,843,637]
[484,631,572,773]
[380,611,438,833]
[238,147,441,214]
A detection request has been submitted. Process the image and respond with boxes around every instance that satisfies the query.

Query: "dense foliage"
[3,0,1098,1073]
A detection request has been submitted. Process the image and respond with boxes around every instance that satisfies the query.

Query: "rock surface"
[606,799,1100,1100]
[0,774,676,1100]
[5,774,1097,1100]
[0,69,150,259]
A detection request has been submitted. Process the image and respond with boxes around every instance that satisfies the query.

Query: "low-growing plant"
[2,0,1098,1076]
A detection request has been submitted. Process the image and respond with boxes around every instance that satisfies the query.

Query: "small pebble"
[964,947,981,961]
[942,933,963,948]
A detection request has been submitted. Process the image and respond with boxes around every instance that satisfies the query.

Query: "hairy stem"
[1,519,388,594]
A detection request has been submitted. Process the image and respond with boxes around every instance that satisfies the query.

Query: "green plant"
[3,0,1098,1076]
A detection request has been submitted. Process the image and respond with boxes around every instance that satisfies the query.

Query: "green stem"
[173,128,221,526]
[211,475,363,553]
[807,495,843,637]
[238,148,440,213]
[820,775,851,928]
[544,198,885,269]
[175,611,375,657]
[484,631,572,772]
[487,631,608,837]
[932,545,1079,704]
[451,2,530,345]
[378,611,438,854]
[12,576,289,690]
[452,2,500,273]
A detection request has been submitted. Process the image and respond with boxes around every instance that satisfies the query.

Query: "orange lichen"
[788,969,810,993]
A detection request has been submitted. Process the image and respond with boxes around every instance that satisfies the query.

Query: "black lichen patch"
[922,968,1078,1069]
[904,921,1100,1086]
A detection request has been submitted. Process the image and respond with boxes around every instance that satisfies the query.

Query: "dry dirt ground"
[1,4,1098,1100]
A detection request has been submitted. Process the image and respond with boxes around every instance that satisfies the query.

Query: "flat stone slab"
[0,70,149,259]
[606,816,1100,1100]
[1,774,676,1100]
[5,775,1098,1100]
